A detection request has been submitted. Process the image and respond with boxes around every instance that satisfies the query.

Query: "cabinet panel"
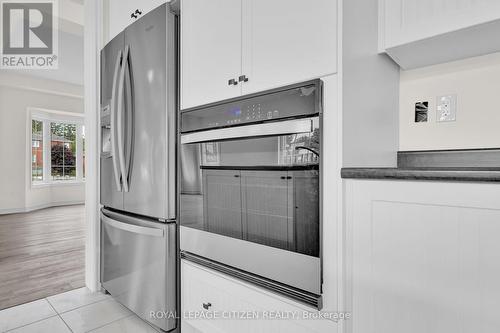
[345,180,500,333]
[383,0,500,49]
[241,0,337,95]
[181,0,242,109]
[106,0,166,43]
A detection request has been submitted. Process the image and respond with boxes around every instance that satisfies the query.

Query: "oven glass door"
[180,117,320,257]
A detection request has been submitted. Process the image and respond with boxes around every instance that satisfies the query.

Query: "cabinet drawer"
[101,211,177,331]
[182,260,264,333]
[181,260,336,333]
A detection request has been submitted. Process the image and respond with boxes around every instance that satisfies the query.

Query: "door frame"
[83,0,103,292]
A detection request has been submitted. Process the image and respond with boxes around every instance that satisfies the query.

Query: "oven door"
[180,117,321,295]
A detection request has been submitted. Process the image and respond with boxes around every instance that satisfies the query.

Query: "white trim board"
[0,83,84,100]
[0,72,84,99]
[30,107,85,120]
[83,0,102,292]
[0,201,85,215]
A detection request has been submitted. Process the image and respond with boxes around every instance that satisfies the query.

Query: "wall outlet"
[436,95,457,122]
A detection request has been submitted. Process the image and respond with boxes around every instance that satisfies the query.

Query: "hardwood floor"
[0,205,85,310]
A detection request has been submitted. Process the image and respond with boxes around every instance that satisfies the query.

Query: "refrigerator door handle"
[101,212,164,237]
[117,45,130,192]
[166,69,176,220]
[110,50,123,192]
[124,45,134,194]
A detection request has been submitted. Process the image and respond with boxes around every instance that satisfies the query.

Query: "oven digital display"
[228,107,242,117]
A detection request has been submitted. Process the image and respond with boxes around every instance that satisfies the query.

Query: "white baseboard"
[0,200,85,215]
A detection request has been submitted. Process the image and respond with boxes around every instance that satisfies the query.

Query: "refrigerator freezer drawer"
[101,209,177,331]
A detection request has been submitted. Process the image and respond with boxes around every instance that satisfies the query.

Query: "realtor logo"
[1,0,58,69]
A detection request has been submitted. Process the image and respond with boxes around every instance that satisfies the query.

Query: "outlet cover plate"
[437,94,457,122]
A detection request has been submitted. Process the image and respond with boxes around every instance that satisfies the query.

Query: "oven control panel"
[181,80,321,133]
[221,104,280,126]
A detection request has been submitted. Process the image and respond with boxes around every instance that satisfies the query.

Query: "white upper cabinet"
[180,0,243,110]
[106,0,167,43]
[181,0,337,109]
[380,0,500,69]
[241,0,337,95]
[382,0,500,48]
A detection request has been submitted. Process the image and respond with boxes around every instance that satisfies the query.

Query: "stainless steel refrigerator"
[99,4,178,332]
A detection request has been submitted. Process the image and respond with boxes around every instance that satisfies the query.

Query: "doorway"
[0,0,87,311]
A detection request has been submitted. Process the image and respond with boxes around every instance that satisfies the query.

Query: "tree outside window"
[50,122,77,180]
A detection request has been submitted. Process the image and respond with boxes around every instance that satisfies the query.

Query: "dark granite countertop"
[201,164,319,171]
[341,168,500,182]
[342,149,500,182]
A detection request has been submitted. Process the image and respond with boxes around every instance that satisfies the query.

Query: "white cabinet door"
[106,0,166,44]
[181,0,242,109]
[241,0,337,95]
[382,0,500,49]
[345,179,500,333]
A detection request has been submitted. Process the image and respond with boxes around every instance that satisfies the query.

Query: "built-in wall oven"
[179,80,322,307]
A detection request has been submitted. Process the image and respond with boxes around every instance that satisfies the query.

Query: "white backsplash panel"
[399,52,500,151]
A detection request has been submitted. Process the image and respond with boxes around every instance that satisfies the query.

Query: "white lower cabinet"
[345,179,500,333]
[181,260,337,333]
[181,322,203,333]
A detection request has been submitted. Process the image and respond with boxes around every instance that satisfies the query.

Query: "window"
[51,122,77,180]
[31,120,43,181]
[30,109,85,184]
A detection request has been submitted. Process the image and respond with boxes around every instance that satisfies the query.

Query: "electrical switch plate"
[436,95,457,122]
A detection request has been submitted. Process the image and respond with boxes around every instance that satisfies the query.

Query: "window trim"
[28,108,85,187]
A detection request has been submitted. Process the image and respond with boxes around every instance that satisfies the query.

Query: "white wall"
[0,73,85,214]
[342,0,400,167]
[17,29,84,86]
[400,52,500,151]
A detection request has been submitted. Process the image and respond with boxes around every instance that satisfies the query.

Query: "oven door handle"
[180,118,313,144]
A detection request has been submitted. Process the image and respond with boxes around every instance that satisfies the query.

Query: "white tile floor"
[0,287,160,333]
